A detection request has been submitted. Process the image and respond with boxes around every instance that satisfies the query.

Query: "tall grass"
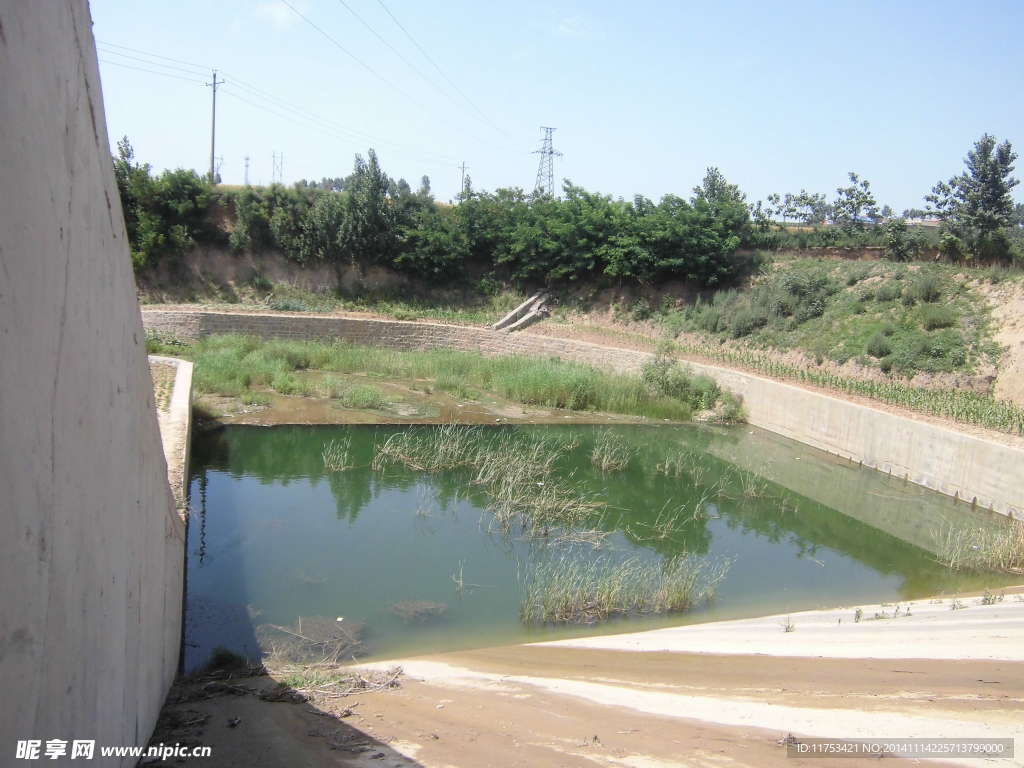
[519,553,729,623]
[165,334,704,421]
[373,425,604,536]
[318,375,388,410]
[590,429,632,472]
[933,518,1024,573]
[322,438,351,473]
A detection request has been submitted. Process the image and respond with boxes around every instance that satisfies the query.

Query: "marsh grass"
[322,438,352,473]
[519,553,729,624]
[636,498,707,543]
[933,518,1024,573]
[318,375,389,410]
[589,429,633,472]
[167,334,700,420]
[374,425,606,537]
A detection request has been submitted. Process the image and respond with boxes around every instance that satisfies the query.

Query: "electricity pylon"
[533,127,561,195]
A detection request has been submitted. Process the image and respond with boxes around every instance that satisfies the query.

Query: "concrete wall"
[1,4,185,763]
[143,309,1024,520]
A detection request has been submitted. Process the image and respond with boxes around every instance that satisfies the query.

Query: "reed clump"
[590,429,632,472]
[319,375,389,410]
[933,518,1024,573]
[374,425,606,536]
[520,553,729,624]
[322,437,352,473]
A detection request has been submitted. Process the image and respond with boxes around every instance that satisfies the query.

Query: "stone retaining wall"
[142,309,1024,520]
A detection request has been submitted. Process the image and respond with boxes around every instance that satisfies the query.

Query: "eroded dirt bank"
[150,593,1024,767]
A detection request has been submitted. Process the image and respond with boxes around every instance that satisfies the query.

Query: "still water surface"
[185,423,1013,671]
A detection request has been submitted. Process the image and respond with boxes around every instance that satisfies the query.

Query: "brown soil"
[197,374,662,429]
[980,279,1024,406]
[149,641,1022,768]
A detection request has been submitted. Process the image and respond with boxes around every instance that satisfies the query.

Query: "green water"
[185,423,1015,671]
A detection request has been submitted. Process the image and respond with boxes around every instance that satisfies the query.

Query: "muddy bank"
[197,374,690,429]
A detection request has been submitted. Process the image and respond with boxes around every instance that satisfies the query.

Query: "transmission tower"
[272,152,284,184]
[533,127,562,195]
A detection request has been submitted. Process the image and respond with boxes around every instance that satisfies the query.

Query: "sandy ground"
[150,594,1024,768]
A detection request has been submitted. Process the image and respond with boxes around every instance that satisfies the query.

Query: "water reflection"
[184,423,1016,671]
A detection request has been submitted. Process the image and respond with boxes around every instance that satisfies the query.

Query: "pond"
[184,423,1015,672]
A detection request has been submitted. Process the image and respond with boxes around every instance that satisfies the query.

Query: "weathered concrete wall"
[143,308,1024,520]
[1,3,185,763]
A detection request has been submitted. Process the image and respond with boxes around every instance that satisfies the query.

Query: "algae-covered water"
[184,423,1015,671]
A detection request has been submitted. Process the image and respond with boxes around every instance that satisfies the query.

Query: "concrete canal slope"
[0,4,185,762]
[141,308,1024,519]
[152,593,1024,768]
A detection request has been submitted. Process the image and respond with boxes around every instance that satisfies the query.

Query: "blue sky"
[91,0,1023,210]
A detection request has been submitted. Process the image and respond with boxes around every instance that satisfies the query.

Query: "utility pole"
[459,161,468,201]
[244,156,250,186]
[533,127,562,195]
[206,70,225,185]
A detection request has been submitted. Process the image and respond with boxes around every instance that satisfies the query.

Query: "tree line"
[113,133,1022,287]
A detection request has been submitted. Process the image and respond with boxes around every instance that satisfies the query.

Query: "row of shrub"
[118,138,1023,289]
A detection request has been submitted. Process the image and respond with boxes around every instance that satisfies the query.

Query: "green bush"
[875,281,902,302]
[921,305,957,330]
[731,309,768,338]
[866,332,893,358]
[912,274,942,303]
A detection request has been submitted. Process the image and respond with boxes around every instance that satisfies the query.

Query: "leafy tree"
[111,136,211,267]
[792,190,830,224]
[925,134,1019,255]
[337,149,399,265]
[833,172,877,229]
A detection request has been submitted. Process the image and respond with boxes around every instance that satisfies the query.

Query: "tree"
[792,190,830,224]
[925,134,1019,248]
[833,172,877,229]
[692,168,746,212]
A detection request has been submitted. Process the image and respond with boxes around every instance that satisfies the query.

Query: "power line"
[217,88,458,169]
[97,47,209,76]
[374,0,528,151]
[277,0,512,152]
[97,58,207,84]
[218,79,458,163]
[96,41,465,165]
[96,39,212,71]
[96,39,511,185]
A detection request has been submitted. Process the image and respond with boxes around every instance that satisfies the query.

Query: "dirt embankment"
[983,280,1024,405]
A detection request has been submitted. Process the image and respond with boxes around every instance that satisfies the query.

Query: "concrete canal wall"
[0,4,186,762]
